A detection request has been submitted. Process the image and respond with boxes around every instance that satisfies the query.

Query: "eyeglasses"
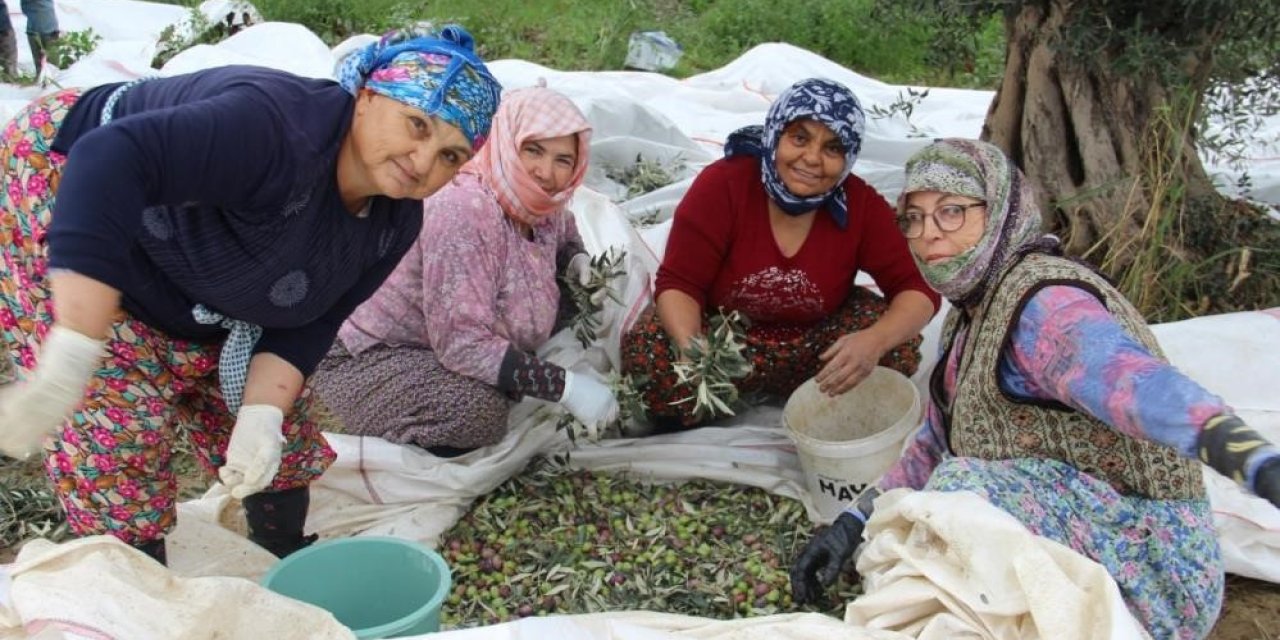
[896,202,985,239]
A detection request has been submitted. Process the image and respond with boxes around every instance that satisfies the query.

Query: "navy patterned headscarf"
[724,78,865,229]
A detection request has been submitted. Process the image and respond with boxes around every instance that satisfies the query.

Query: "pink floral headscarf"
[461,86,592,227]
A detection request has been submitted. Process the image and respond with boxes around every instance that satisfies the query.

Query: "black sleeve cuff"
[497,345,566,402]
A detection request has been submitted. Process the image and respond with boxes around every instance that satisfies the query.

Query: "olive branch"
[561,247,627,348]
[670,310,752,421]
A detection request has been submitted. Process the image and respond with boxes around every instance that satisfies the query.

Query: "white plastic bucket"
[783,366,921,523]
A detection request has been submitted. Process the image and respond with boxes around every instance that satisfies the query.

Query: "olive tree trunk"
[980,1,1223,267]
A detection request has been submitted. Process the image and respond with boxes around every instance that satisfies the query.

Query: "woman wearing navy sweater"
[0,26,501,564]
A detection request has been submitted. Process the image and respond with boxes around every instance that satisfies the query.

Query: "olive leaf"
[438,458,857,628]
[562,247,627,348]
[670,310,752,421]
[604,153,687,200]
[0,484,69,549]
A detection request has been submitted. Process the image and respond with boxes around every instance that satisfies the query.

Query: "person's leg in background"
[0,1,18,77]
[19,0,57,66]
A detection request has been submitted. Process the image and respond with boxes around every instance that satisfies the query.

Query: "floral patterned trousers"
[621,286,922,427]
[0,90,335,545]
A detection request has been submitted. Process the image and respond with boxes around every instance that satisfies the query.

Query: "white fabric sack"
[303,413,816,545]
[0,536,353,640]
[847,490,1150,640]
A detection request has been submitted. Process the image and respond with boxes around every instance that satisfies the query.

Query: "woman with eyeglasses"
[620,78,940,428]
[790,138,1280,638]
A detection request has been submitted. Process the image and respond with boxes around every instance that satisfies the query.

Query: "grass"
[164,0,1005,87]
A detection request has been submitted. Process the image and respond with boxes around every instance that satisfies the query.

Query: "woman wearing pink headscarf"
[313,86,617,455]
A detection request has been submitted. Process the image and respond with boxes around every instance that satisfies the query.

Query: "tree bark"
[980,0,1220,268]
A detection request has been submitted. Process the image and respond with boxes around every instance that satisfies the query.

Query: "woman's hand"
[1256,457,1280,509]
[815,331,885,396]
[216,353,302,497]
[0,326,106,458]
[815,290,935,396]
[0,272,121,457]
[789,512,866,604]
[566,253,593,288]
[560,371,620,429]
[655,289,703,353]
[219,405,285,499]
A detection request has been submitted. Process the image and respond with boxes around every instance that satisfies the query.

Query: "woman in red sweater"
[621,78,939,427]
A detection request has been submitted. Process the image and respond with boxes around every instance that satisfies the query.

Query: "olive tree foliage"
[886,0,1280,317]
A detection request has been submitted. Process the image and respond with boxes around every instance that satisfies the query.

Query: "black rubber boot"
[136,538,167,566]
[25,31,56,67]
[242,485,318,559]
[0,28,17,78]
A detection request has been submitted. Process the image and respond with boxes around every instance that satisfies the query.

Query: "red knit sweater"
[655,156,938,327]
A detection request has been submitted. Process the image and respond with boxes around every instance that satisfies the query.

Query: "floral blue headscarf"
[724,78,865,229]
[336,25,502,150]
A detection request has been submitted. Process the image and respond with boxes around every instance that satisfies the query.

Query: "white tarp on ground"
[0,2,1277,638]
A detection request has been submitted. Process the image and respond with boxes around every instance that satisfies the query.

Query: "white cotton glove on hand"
[566,252,593,287]
[0,325,105,459]
[219,404,286,499]
[560,370,620,429]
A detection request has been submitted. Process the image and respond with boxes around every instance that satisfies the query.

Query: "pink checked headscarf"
[462,86,593,227]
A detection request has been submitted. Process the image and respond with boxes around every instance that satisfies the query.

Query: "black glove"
[1255,456,1280,509]
[1199,415,1280,510]
[790,512,865,605]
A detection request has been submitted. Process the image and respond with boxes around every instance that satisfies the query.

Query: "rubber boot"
[242,485,318,559]
[26,30,55,67]
[0,29,17,78]
[136,538,168,566]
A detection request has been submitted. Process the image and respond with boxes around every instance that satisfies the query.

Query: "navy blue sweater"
[48,66,422,376]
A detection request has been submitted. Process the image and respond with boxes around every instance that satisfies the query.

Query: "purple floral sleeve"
[419,182,513,384]
[846,402,949,522]
[338,175,567,386]
[848,330,965,522]
[1000,285,1229,458]
[419,177,564,385]
[845,284,1242,522]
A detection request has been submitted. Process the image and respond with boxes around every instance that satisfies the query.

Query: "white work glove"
[0,325,105,459]
[560,370,620,429]
[566,252,593,287]
[219,404,285,499]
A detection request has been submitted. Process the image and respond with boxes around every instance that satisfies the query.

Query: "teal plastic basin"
[261,536,451,638]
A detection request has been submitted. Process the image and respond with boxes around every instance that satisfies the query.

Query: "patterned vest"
[932,253,1204,500]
